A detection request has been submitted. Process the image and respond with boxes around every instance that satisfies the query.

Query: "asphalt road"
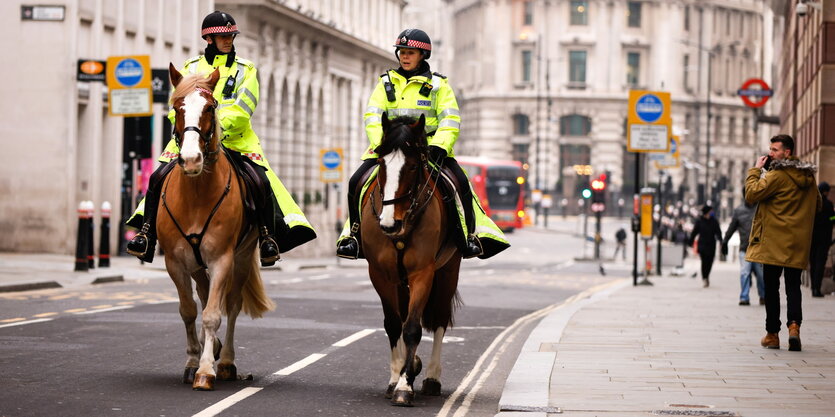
[0,226,628,417]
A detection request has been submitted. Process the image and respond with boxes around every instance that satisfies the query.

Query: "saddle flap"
[223,149,266,215]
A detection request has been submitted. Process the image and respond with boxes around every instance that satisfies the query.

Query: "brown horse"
[362,114,462,406]
[156,64,274,391]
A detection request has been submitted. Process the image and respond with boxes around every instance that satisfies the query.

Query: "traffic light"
[591,176,606,204]
[581,188,592,199]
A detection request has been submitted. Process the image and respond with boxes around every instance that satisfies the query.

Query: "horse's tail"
[241,249,276,318]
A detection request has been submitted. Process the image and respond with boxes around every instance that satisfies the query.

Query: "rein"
[161,167,233,269]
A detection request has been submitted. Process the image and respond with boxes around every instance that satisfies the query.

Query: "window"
[627,2,642,28]
[569,50,587,84]
[512,143,530,166]
[626,52,640,87]
[728,117,735,144]
[513,114,530,135]
[684,6,690,31]
[523,0,533,25]
[522,50,532,82]
[714,116,721,144]
[683,54,690,91]
[560,115,592,136]
[560,144,591,193]
[570,1,588,26]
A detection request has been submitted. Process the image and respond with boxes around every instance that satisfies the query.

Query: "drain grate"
[653,411,739,416]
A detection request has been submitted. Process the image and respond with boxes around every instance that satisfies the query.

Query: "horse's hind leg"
[167,266,201,384]
[218,255,249,381]
[421,261,460,396]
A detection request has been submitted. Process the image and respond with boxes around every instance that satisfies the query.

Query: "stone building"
[0,0,404,255]
[446,0,778,217]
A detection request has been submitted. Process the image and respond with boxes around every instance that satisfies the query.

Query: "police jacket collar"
[396,61,431,80]
[204,44,236,67]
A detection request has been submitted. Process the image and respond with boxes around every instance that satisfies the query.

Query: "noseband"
[374,151,439,224]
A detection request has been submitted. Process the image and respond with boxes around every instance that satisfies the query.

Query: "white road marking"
[332,329,375,347]
[0,318,53,328]
[273,353,327,376]
[308,274,331,281]
[191,387,263,417]
[73,305,133,315]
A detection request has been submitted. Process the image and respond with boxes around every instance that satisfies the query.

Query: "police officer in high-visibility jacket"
[336,29,509,260]
[127,11,316,266]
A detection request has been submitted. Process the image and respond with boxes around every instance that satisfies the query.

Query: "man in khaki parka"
[745,134,821,352]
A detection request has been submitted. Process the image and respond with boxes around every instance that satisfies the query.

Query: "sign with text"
[77,59,106,82]
[320,148,343,183]
[652,136,681,169]
[106,55,152,116]
[627,90,671,153]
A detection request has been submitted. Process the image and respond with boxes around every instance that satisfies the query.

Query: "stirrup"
[259,232,280,266]
[463,235,484,259]
[126,232,149,257]
[336,235,360,260]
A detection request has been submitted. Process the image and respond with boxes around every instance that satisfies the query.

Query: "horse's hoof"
[192,374,216,391]
[217,363,237,381]
[183,367,198,384]
[213,339,223,361]
[412,355,422,376]
[385,383,396,399]
[421,378,441,396]
[390,389,415,407]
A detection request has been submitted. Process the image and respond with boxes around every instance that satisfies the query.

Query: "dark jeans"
[699,249,715,279]
[763,264,803,333]
[809,243,830,291]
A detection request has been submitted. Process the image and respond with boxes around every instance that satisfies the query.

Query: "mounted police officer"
[336,29,509,260]
[126,11,316,266]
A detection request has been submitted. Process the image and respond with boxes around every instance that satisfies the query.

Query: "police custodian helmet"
[394,29,432,59]
[201,11,240,39]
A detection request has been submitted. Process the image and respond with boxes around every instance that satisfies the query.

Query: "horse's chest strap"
[161,170,233,269]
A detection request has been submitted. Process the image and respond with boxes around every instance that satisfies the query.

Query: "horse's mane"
[376,116,427,157]
[170,73,214,104]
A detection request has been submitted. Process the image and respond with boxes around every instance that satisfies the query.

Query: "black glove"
[428,146,447,165]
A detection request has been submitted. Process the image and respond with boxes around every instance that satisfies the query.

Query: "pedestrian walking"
[613,227,627,261]
[810,182,835,297]
[746,134,821,352]
[689,205,723,288]
[721,189,764,306]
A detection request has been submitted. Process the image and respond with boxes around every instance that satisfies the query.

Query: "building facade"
[772,0,835,186]
[448,0,777,217]
[1,0,404,255]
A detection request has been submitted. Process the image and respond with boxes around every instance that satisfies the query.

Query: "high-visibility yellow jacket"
[161,53,262,163]
[362,69,461,160]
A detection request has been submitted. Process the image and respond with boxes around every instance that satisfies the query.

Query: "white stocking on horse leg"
[390,337,407,388]
[421,327,444,396]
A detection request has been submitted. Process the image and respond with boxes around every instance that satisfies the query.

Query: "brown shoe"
[761,332,779,349]
[788,322,801,351]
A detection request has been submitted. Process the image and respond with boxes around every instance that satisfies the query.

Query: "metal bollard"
[74,202,90,272]
[99,201,111,268]
[86,201,95,269]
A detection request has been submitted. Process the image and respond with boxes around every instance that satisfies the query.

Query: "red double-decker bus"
[456,156,526,232]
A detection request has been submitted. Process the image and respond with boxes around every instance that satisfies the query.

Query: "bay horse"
[156,63,275,391]
[362,114,462,407]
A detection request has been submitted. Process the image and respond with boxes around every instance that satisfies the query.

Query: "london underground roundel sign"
[636,94,664,123]
[737,78,773,108]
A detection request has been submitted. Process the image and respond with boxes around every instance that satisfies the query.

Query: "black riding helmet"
[201,11,240,39]
[393,29,432,60]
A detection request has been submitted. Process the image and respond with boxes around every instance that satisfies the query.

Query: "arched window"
[560,114,592,136]
[512,114,530,135]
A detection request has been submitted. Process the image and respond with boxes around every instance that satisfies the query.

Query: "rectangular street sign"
[627,90,672,153]
[110,89,152,116]
[107,55,152,116]
[654,135,681,169]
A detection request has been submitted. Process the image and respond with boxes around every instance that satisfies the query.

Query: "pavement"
[2,242,835,417]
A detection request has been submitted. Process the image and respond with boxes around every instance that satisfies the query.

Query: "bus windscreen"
[485,166,521,210]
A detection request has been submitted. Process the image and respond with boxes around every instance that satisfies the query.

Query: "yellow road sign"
[653,135,681,169]
[106,55,152,116]
[627,90,671,153]
[320,148,343,183]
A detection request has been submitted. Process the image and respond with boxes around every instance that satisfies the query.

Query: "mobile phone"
[763,155,773,170]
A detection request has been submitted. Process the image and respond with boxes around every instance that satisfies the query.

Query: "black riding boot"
[126,163,176,263]
[336,160,375,260]
[446,158,483,259]
[253,167,280,267]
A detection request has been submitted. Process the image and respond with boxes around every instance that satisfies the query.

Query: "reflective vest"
[362,69,461,160]
[162,54,262,162]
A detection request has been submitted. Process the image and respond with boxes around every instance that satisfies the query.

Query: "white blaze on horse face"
[180,91,209,174]
[379,150,406,228]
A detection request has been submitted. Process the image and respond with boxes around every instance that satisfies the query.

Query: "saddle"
[224,149,269,225]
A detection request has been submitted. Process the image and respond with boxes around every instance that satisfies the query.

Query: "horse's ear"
[206,69,221,90]
[381,112,390,133]
[169,63,182,88]
[415,114,426,133]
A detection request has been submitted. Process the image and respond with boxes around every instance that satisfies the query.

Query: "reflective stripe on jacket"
[362,70,460,160]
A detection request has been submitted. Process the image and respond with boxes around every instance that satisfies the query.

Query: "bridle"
[173,87,220,165]
[373,148,440,228]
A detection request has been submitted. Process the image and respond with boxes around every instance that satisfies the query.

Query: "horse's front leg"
[166,263,202,384]
[391,265,434,407]
[192,252,234,391]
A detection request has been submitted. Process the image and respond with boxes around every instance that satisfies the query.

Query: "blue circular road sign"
[323,150,341,169]
[636,94,664,123]
[115,58,143,87]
